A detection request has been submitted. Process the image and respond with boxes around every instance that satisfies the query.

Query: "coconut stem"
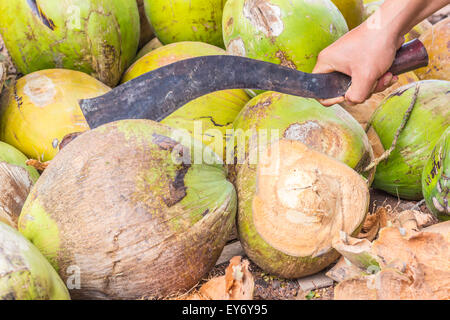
[364,83,421,172]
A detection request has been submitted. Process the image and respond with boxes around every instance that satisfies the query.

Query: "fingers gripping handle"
[389,39,429,75]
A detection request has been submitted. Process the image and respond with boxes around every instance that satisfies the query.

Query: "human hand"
[313,22,404,106]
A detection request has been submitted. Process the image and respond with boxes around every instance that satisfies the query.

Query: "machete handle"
[388,39,429,75]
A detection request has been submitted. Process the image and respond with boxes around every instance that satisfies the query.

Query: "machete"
[80,39,428,129]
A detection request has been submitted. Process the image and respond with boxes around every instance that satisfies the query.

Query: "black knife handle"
[388,39,429,75]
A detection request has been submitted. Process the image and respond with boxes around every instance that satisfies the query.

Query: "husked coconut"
[237,139,370,278]
[19,120,237,299]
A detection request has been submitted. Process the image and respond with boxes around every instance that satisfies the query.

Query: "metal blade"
[80,55,351,129]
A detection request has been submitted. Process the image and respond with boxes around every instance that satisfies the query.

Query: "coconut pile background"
[0,0,449,301]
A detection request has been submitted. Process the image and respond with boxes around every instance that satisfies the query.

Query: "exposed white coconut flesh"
[251,140,370,258]
[0,162,33,228]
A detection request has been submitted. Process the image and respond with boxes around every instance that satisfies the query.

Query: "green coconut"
[370,80,450,200]
[0,222,70,300]
[231,92,375,180]
[122,42,250,160]
[143,0,226,47]
[223,0,348,73]
[0,142,39,229]
[331,0,364,30]
[19,120,237,299]
[231,92,373,278]
[0,0,140,87]
[236,139,370,279]
[422,128,449,221]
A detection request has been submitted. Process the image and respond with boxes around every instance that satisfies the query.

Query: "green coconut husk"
[0,222,70,300]
[422,127,449,221]
[223,0,348,73]
[369,80,450,200]
[144,0,226,48]
[19,120,237,300]
[0,0,140,87]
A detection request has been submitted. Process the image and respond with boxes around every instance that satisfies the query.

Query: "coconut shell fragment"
[19,120,237,300]
[237,139,370,279]
[183,256,254,300]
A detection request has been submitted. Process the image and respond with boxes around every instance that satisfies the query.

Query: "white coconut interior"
[252,140,369,258]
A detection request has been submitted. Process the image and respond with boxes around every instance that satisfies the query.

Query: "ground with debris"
[193,188,436,301]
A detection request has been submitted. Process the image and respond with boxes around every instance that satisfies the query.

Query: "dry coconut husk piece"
[0,162,34,228]
[182,256,254,300]
[332,219,450,300]
[356,207,436,241]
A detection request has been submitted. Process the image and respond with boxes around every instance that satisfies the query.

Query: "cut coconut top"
[252,139,369,258]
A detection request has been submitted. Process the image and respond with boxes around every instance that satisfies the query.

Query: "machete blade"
[80,39,429,129]
[79,55,351,129]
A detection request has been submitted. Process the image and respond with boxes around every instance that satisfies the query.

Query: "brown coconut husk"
[415,18,450,81]
[181,256,255,300]
[332,219,450,300]
[0,162,33,228]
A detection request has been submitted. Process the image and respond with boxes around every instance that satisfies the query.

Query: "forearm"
[371,0,450,40]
